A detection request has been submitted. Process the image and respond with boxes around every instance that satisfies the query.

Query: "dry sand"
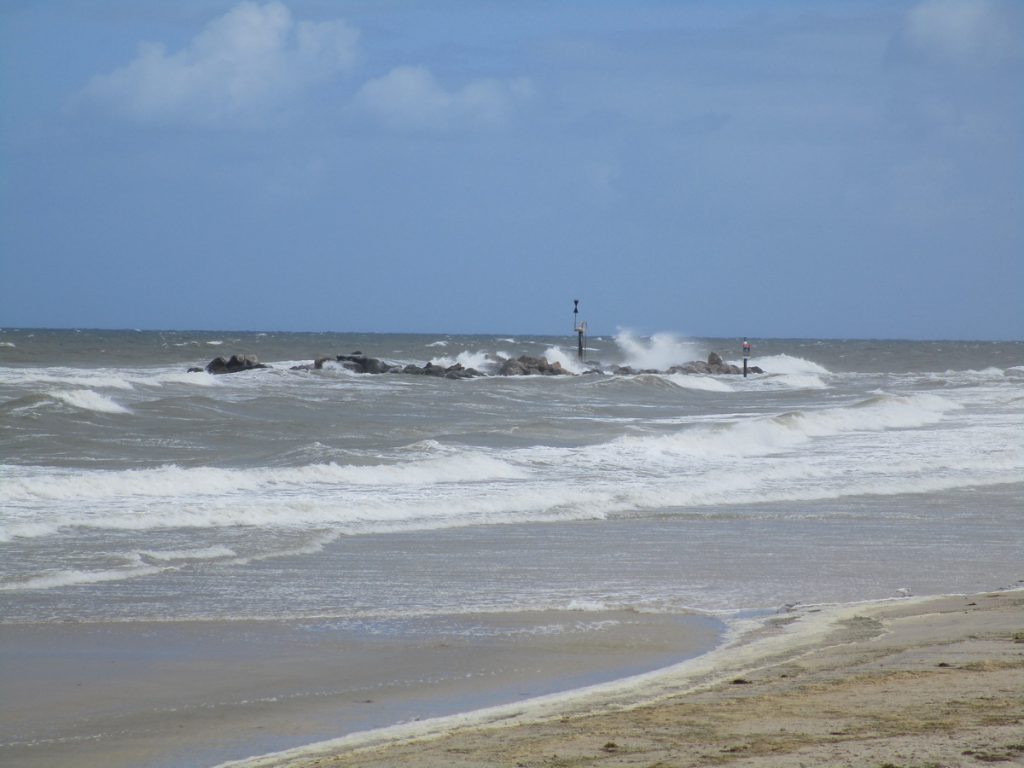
[229,591,1024,768]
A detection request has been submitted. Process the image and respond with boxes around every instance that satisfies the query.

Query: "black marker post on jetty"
[573,299,587,362]
[742,337,752,377]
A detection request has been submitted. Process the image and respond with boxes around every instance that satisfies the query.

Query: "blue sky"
[1,0,1021,339]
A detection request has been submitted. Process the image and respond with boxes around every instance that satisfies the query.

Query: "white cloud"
[355,66,533,132]
[901,0,1022,64]
[79,2,359,124]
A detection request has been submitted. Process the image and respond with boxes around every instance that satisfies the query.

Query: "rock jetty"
[193,352,762,378]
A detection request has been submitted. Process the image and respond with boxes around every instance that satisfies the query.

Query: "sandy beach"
[228,590,1024,768]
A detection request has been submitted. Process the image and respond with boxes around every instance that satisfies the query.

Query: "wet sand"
[226,591,1024,768]
[0,610,720,768]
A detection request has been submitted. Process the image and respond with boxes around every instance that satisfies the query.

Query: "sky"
[1,0,1021,340]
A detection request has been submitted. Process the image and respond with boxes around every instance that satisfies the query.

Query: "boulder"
[498,358,529,376]
[707,352,723,367]
[205,354,268,375]
[335,355,396,374]
[667,362,710,375]
[497,356,573,376]
[444,364,483,380]
[421,362,450,377]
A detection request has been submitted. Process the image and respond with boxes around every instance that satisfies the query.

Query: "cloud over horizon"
[354,66,534,132]
[3,0,1020,338]
[78,2,359,124]
[77,1,533,133]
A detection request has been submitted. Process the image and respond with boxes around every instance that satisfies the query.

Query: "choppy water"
[1,328,1022,624]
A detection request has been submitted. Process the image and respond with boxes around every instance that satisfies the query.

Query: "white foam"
[138,545,237,562]
[148,371,218,387]
[0,562,164,591]
[617,392,959,459]
[426,340,448,347]
[0,453,529,506]
[1,371,136,389]
[541,346,589,374]
[566,599,614,612]
[747,354,831,376]
[767,373,828,390]
[666,374,734,392]
[0,521,59,542]
[0,366,221,390]
[614,331,703,370]
[429,350,500,373]
[1,385,1016,549]
[49,389,131,414]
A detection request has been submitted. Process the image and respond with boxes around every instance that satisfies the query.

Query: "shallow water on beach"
[1,329,1022,766]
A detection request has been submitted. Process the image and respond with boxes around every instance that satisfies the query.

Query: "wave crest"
[614,331,702,370]
[50,389,131,414]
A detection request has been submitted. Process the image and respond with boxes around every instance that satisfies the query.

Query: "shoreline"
[220,589,1024,768]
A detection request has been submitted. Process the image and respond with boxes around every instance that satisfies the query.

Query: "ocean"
[1,328,1022,767]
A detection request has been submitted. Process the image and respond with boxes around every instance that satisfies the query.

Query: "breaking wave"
[666,374,734,392]
[616,392,958,459]
[138,545,237,562]
[428,350,502,374]
[614,331,702,370]
[0,559,165,591]
[49,389,131,414]
[751,354,831,376]
[0,453,528,506]
[1,390,1003,551]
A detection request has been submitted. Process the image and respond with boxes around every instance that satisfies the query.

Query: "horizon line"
[0,325,1021,345]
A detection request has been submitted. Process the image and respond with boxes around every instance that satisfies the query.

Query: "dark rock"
[708,352,723,367]
[442,364,483,379]
[400,361,483,379]
[499,358,529,376]
[187,367,204,373]
[205,354,269,375]
[667,362,710,374]
[749,366,764,374]
[421,362,449,377]
[335,355,396,374]
[291,356,333,371]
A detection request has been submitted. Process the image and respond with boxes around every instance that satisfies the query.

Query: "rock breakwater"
[193,352,763,378]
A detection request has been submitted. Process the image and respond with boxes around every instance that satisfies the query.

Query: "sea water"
[2,329,1021,622]
[0,329,1022,763]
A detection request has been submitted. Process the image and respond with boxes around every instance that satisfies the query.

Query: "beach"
[227,590,1024,768]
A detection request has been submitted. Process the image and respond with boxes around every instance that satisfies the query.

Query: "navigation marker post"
[742,337,752,377]
[573,299,586,362]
